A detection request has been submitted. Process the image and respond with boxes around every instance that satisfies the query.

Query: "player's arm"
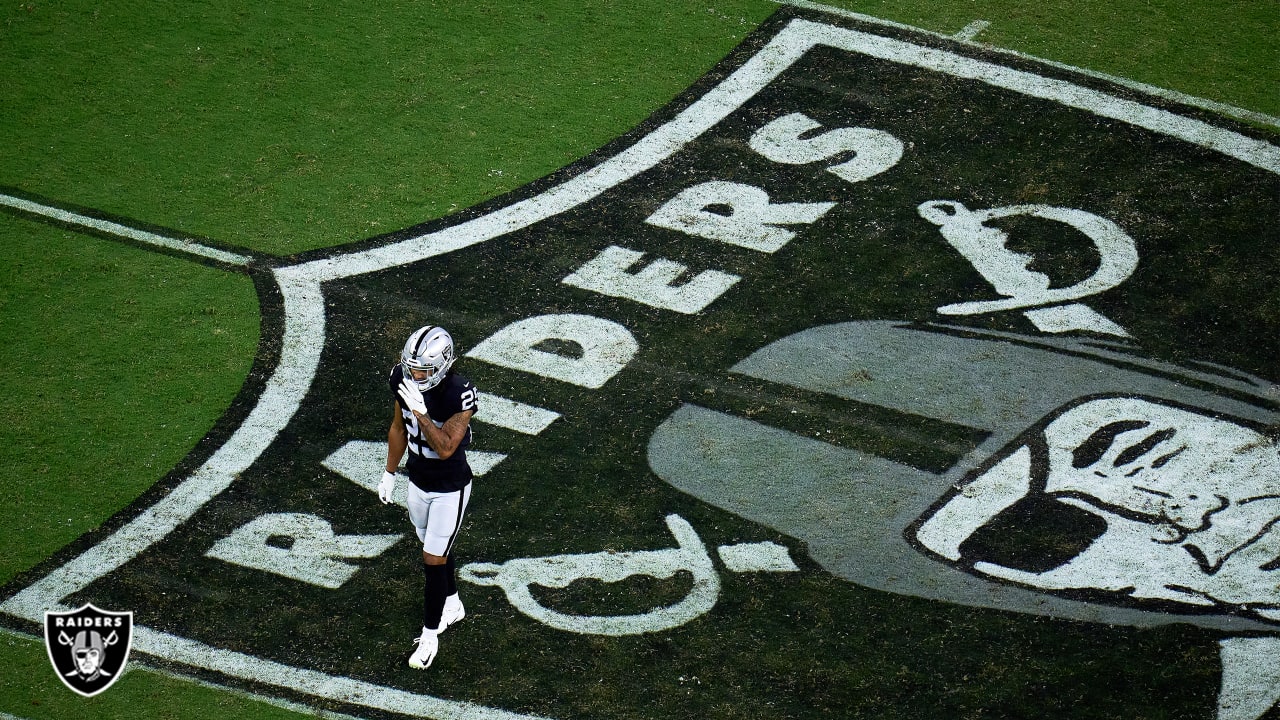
[414,408,474,460]
[386,401,408,473]
[378,401,409,505]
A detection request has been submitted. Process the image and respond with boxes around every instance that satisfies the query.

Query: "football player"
[379,325,479,669]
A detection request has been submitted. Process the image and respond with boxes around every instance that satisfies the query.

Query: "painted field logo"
[3,7,1278,720]
[917,394,1280,623]
[44,604,133,697]
[653,322,1280,629]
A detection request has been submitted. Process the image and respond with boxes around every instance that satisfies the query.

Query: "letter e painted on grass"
[562,245,740,314]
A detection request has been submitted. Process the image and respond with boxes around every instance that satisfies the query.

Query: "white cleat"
[408,627,439,669]
[440,597,466,633]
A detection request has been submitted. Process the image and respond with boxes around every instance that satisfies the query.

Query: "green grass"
[819,0,1279,120]
[0,630,317,720]
[0,0,774,255]
[0,215,258,585]
[1,0,1276,718]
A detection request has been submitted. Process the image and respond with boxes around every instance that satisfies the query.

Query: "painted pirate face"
[72,630,106,677]
[916,396,1280,622]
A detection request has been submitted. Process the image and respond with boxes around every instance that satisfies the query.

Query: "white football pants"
[407,482,472,556]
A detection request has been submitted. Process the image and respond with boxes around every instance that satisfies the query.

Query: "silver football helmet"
[401,325,456,392]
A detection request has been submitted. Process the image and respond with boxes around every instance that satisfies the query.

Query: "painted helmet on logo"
[72,630,106,675]
[401,325,456,392]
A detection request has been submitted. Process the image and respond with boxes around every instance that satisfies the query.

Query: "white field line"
[0,267,326,622]
[158,666,375,720]
[0,194,252,266]
[3,14,1278,720]
[775,0,1280,131]
[954,20,991,42]
[1,625,371,720]
[128,626,548,720]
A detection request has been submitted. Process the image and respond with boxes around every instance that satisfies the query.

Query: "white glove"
[397,377,428,416]
[378,470,397,504]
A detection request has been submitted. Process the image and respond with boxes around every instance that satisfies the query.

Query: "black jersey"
[388,364,478,492]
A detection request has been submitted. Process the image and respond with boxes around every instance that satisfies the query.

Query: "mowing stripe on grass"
[0,193,253,266]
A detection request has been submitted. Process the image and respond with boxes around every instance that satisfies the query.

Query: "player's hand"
[378,470,397,504]
[397,377,428,416]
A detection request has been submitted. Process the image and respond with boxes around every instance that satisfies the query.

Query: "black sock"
[445,555,457,597]
[422,563,450,630]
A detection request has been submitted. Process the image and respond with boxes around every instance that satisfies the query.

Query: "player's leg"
[407,484,471,668]
[406,484,445,668]
[440,483,472,629]
[442,554,464,629]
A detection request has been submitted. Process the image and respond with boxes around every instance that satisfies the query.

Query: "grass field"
[1,1,1277,718]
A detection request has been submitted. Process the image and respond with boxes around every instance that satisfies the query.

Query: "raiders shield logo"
[44,604,133,697]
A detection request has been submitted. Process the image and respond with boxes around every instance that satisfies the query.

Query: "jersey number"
[402,409,425,456]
